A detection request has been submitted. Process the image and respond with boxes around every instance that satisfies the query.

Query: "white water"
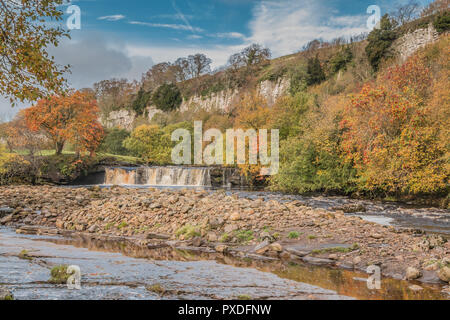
[105,167,211,187]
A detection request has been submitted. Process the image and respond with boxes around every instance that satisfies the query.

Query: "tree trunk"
[55,141,64,155]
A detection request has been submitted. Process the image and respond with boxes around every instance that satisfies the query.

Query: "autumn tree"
[228,44,271,69]
[341,46,448,195]
[187,54,212,78]
[0,0,69,104]
[25,91,104,156]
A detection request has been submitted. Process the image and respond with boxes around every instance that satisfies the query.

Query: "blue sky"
[0,0,434,119]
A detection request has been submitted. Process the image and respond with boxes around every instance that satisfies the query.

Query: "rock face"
[394,24,440,62]
[101,109,136,131]
[179,77,290,113]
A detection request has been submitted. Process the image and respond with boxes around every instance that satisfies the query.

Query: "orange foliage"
[25,91,104,156]
[340,45,448,194]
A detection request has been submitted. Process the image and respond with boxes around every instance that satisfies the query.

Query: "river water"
[0,227,448,300]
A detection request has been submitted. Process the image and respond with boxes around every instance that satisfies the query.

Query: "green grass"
[237,294,252,300]
[117,221,128,229]
[288,231,301,239]
[234,230,254,243]
[12,149,142,164]
[307,235,317,240]
[49,265,70,284]
[175,225,201,239]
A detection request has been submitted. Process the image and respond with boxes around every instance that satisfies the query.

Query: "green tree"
[99,128,130,156]
[365,14,398,71]
[329,46,353,74]
[0,0,70,104]
[152,83,182,112]
[306,56,326,85]
[131,87,152,115]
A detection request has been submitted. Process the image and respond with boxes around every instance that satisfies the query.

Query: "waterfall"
[105,167,211,187]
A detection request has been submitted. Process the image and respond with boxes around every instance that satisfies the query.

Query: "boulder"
[438,267,450,283]
[405,267,422,280]
[215,245,229,254]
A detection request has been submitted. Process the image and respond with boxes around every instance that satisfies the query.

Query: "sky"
[0,0,434,120]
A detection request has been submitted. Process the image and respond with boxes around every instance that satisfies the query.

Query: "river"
[0,227,448,300]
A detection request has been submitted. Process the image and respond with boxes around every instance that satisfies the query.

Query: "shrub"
[434,11,450,33]
[152,83,182,112]
[99,128,130,156]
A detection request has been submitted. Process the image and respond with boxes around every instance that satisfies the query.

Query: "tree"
[365,14,398,71]
[392,1,420,25]
[93,79,136,116]
[187,54,212,78]
[306,55,326,85]
[228,44,271,70]
[421,0,449,17]
[152,83,182,112]
[2,111,49,156]
[24,91,104,156]
[131,87,152,115]
[99,128,130,156]
[0,0,69,104]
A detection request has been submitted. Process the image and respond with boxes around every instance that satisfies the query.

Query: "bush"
[434,11,450,33]
[99,128,130,156]
[123,122,193,164]
[152,83,182,112]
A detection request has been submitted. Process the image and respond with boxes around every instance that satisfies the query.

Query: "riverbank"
[0,186,449,292]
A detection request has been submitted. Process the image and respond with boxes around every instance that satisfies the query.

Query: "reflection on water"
[27,231,450,300]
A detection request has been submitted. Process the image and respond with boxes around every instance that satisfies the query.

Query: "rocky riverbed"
[0,186,449,292]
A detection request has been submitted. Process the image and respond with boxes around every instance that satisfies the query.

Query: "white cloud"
[247,0,369,57]
[98,15,125,21]
[129,21,204,33]
[214,32,246,39]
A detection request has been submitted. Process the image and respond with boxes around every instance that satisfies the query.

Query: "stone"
[437,267,450,283]
[146,233,170,240]
[224,224,238,233]
[230,212,241,221]
[254,240,271,254]
[408,285,423,292]
[0,214,13,225]
[405,267,422,280]
[215,245,229,254]
[285,248,310,258]
[192,237,203,247]
[209,217,224,229]
[206,232,218,242]
[55,219,64,229]
[87,225,98,233]
[269,242,283,252]
[328,254,338,260]
[370,233,383,239]
[353,256,362,265]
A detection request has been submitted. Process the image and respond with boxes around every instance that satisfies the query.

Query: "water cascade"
[105,167,212,187]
